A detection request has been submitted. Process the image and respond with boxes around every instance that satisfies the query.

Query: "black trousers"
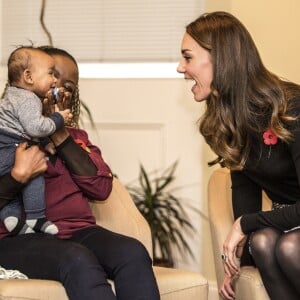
[0,226,160,300]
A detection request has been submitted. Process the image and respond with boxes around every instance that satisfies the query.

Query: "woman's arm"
[50,128,98,176]
[0,143,47,209]
[0,173,23,209]
[50,127,113,200]
[44,92,113,199]
[44,89,97,177]
[12,143,48,183]
[231,170,262,219]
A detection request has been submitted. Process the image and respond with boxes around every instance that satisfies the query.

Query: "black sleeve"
[0,173,24,210]
[231,170,300,233]
[55,136,97,176]
[231,170,262,266]
[230,170,262,219]
[241,202,300,233]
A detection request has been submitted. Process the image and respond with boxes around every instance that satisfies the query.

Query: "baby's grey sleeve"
[17,96,61,138]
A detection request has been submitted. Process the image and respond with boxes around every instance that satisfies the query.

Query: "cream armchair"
[0,177,208,300]
[208,168,271,300]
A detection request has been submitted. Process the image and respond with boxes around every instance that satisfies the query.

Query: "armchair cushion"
[0,178,208,300]
[234,267,269,300]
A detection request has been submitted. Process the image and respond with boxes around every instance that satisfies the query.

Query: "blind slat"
[1,0,204,63]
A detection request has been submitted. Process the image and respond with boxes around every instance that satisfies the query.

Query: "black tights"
[250,227,300,300]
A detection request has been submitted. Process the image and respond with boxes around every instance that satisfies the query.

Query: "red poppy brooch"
[74,138,91,153]
[263,129,278,145]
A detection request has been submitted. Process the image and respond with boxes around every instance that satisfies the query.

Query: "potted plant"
[126,161,202,267]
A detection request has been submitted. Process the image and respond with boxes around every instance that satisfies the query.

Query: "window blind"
[1,0,204,64]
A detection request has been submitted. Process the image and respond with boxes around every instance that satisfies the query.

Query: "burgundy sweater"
[0,127,113,240]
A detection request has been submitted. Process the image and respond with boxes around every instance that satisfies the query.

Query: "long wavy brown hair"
[186,11,300,169]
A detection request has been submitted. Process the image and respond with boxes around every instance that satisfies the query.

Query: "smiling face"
[8,48,57,99]
[177,33,213,102]
[30,51,57,98]
[48,51,81,127]
[52,54,78,98]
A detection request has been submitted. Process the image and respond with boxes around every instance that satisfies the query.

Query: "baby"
[0,46,71,235]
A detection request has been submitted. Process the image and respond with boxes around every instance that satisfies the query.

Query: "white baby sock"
[4,216,34,235]
[26,218,58,235]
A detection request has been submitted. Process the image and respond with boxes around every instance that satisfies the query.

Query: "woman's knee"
[250,227,281,257]
[120,237,152,265]
[276,230,300,265]
[59,242,99,275]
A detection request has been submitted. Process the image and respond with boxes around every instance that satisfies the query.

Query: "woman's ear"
[23,69,33,84]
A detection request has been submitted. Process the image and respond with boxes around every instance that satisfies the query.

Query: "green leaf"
[126,160,206,265]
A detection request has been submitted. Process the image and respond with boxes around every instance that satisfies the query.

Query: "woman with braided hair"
[0,46,160,300]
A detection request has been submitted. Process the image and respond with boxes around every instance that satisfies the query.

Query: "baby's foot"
[26,218,58,235]
[4,216,34,235]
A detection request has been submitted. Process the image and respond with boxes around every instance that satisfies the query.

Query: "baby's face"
[30,51,57,99]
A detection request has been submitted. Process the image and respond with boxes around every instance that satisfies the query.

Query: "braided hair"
[38,46,81,128]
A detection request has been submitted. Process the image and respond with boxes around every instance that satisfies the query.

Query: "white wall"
[206,0,300,83]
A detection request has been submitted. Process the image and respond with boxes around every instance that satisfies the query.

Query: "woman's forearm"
[0,173,24,209]
[54,134,98,176]
[50,127,98,175]
[50,127,70,147]
[0,142,48,209]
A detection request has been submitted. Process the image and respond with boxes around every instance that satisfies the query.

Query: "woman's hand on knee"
[11,142,48,183]
[223,217,245,274]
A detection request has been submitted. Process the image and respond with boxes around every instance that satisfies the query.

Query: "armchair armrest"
[208,168,271,300]
[89,177,153,257]
[208,168,233,289]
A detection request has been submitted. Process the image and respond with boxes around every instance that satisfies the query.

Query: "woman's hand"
[219,274,236,300]
[11,143,48,183]
[43,88,72,147]
[55,88,72,111]
[42,88,72,117]
[222,217,245,275]
[42,89,56,117]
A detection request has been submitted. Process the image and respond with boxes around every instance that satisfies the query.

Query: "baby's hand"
[58,109,73,124]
